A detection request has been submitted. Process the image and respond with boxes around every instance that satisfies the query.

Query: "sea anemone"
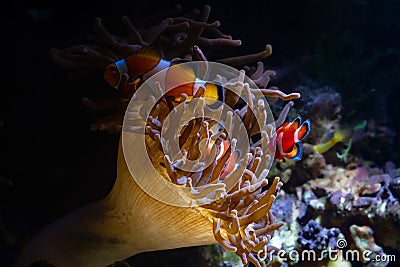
[15,61,290,267]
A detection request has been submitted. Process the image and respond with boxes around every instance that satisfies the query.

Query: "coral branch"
[217,45,272,66]
[257,88,301,101]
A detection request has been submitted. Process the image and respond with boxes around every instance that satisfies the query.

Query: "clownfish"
[104,47,225,108]
[206,139,239,178]
[274,116,310,162]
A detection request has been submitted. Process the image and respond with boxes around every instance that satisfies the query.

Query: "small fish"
[274,116,310,162]
[313,129,348,154]
[164,60,225,108]
[104,47,168,89]
[207,139,231,163]
[220,150,239,178]
[206,139,238,178]
[104,47,224,108]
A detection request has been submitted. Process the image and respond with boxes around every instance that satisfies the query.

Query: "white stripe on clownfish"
[277,131,285,155]
[216,140,226,161]
[192,78,207,96]
[114,59,129,90]
[143,59,172,80]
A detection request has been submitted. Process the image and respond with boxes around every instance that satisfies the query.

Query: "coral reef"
[349,224,389,267]
[257,81,399,267]
[296,162,400,235]
[298,220,342,252]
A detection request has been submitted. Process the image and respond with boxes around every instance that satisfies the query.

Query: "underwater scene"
[1,0,400,266]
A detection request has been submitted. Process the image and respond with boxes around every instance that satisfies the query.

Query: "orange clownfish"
[207,139,239,178]
[274,116,310,162]
[104,47,225,108]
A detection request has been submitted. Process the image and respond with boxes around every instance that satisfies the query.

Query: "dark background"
[1,0,400,266]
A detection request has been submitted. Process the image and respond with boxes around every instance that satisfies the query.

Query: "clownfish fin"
[284,142,298,159]
[290,142,304,161]
[169,59,196,83]
[135,46,163,59]
[295,119,311,142]
[220,150,239,179]
[128,76,142,86]
[288,116,301,131]
[282,121,290,127]
[124,47,163,81]
[170,58,191,66]
[165,61,197,99]
[278,116,301,134]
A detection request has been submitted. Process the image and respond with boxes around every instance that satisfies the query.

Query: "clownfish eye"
[109,65,117,73]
